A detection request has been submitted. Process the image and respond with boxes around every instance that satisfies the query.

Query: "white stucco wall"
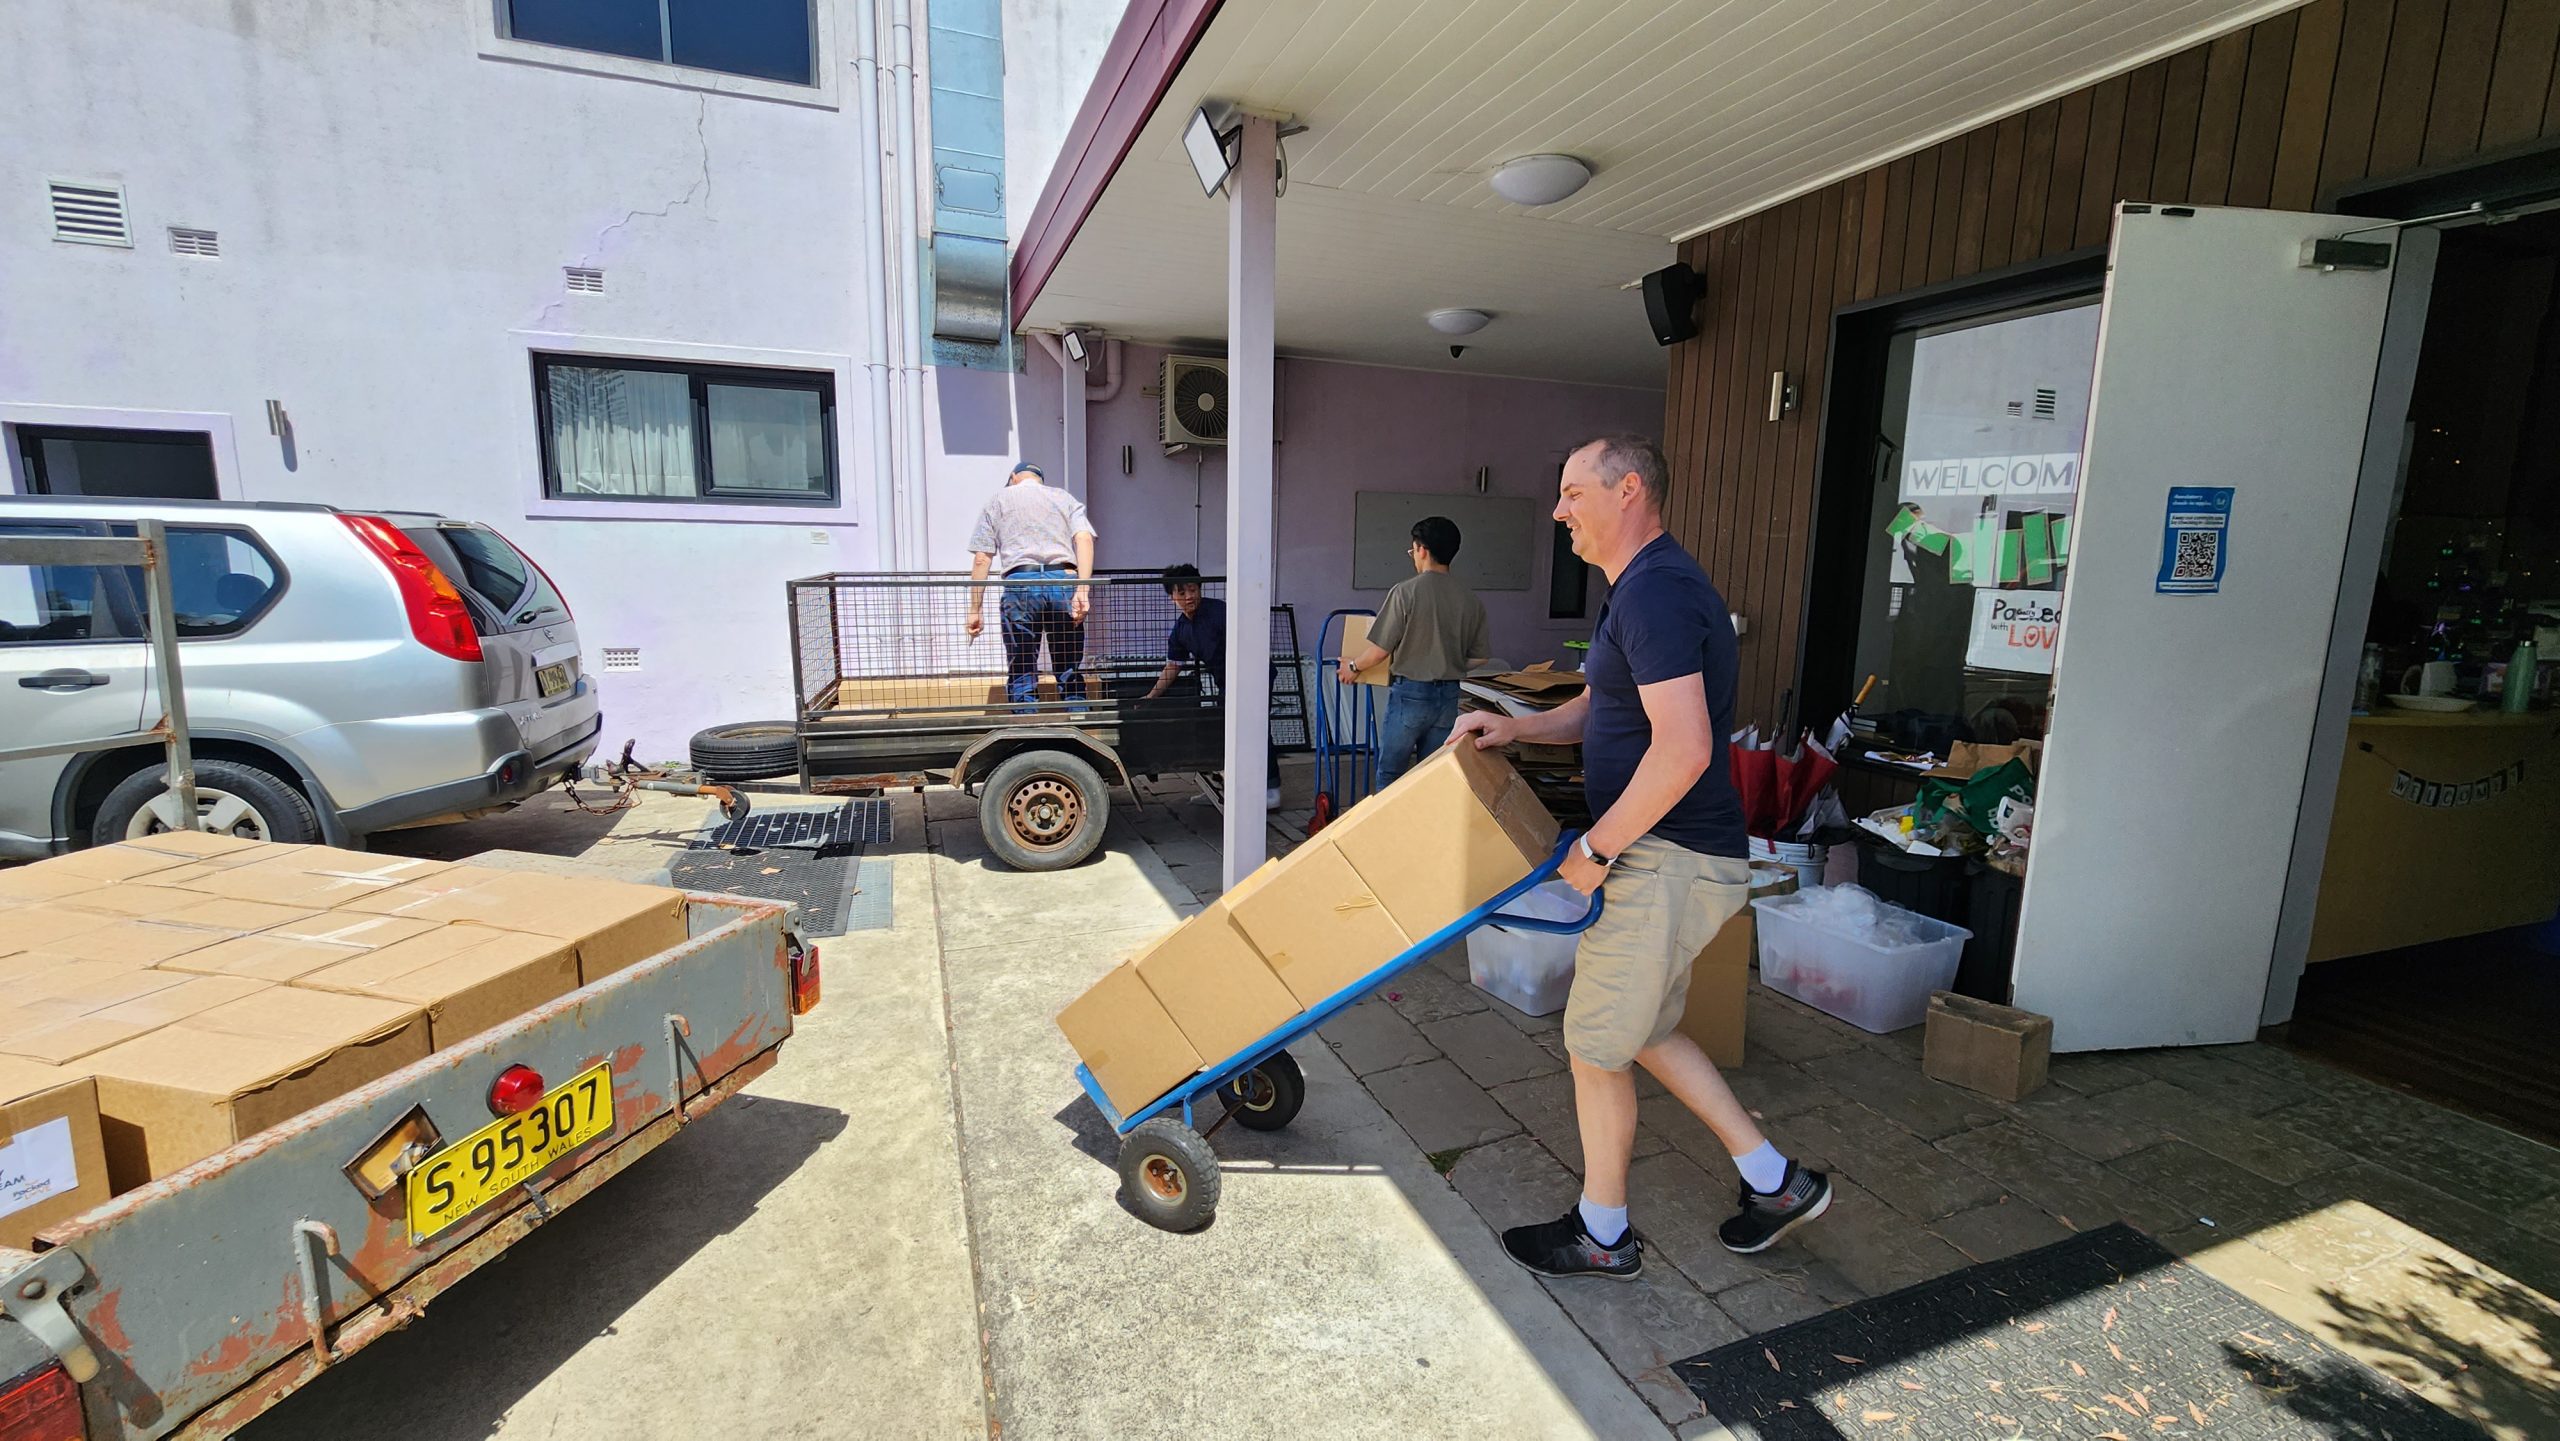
[0,0,1049,759]
[999,0,1121,246]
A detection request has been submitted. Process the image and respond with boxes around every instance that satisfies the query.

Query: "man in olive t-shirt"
[1337,515,1489,786]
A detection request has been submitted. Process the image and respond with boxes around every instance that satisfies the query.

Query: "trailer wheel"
[1217,1050,1305,1132]
[1118,1118,1221,1231]
[980,749,1108,871]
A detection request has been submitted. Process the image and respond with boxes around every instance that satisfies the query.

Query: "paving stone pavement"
[1136,825,2560,1437]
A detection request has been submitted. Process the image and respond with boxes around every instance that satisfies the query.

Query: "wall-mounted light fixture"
[1060,327,1090,364]
[1184,106,1239,196]
[1427,308,1492,335]
[1767,372,1798,422]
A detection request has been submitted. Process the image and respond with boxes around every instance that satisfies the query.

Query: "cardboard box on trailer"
[0,974,270,1067]
[159,848,449,909]
[296,927,579,1050]
[261,913,446,952]
[1223,845,1416,1009]
[1055,962,1202,1117]
[1128,903,1300,1061]
[0,1059,109,1245]
[0,905,118,956]
[157,933,372,984]
[38,918,226,970]
[336,869,689,984]
[85,987,429,1189]
[1321,744,1559,942]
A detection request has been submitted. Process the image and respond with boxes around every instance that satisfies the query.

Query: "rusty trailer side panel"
[22,895,795,1441]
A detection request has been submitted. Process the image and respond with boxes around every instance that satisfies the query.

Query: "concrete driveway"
[239,789,1665,1440]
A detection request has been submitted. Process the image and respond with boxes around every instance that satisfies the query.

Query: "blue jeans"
[1000,568,1084,709]
[1376,678,1460,788]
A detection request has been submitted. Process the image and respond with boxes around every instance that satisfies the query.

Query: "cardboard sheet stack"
[1057,744,1559,1115]
[0,833,691,1237]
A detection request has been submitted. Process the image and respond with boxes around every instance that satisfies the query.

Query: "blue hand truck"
[1310,608,1381,831]
[1075,832,1603,1230]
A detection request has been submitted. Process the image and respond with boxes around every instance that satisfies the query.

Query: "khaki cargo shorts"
[1564,836,1751,1071]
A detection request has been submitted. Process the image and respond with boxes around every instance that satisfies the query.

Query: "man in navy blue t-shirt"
[1144,563,1280,803]
[1453,434,1830,1279]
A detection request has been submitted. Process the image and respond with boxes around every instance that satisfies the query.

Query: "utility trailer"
[0,891,820,1440]
[788,571,1306,870]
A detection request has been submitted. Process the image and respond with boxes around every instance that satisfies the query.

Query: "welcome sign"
[1965,591,2062,674]
[1903,452,2082,499]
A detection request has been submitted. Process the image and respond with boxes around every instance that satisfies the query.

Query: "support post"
[1222,114,1278,887]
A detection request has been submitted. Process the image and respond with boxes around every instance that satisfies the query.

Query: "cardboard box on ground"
[1057,744,1558,1115]
[0,836,691,1190]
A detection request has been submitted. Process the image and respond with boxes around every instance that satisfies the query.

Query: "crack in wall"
[524,94,716,332]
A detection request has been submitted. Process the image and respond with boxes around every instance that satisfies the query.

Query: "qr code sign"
[2170,528,2220,581]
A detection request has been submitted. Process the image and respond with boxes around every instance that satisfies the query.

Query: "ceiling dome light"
[1488,153,1592,207]
[1427,308,1492,336]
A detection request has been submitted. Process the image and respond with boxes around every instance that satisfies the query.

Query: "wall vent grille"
[169,227,219,257]
[49,180,130,247]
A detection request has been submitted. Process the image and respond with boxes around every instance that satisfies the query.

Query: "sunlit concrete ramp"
[927,808,1665,1440]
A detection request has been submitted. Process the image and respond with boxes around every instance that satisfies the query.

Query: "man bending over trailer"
[1451,434,1830,1279]
[964,461,1096,711]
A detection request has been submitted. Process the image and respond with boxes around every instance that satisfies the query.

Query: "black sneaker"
[1502,1208,1643,1280]
[1718,1161,1832,1254]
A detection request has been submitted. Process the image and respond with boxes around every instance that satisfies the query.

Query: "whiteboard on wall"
[1353,491,1540,590]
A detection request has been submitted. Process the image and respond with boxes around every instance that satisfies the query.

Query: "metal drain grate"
[688,799,890,854]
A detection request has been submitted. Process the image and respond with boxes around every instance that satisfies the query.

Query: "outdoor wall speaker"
[1641,264,1704,346]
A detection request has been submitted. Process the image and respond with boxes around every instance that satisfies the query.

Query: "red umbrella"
[1730,740,1780,838]
[1771,738,1839,836]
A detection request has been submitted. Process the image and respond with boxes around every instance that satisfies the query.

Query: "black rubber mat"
[668,847,856,934]
[670,801,881,934]
[1673,1224,2485,1440]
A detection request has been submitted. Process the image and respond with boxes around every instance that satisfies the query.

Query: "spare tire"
[689,720,799,781]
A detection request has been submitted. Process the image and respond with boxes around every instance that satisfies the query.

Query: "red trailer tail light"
[338,515,484,662]
[0,1362,83,1441]
[488,1064,546,1116]
[789,942,821,1015]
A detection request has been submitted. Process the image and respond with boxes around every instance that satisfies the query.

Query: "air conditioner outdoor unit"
[1161,355,1228,447]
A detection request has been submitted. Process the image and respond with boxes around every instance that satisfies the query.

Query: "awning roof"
[1015,0,2297,388]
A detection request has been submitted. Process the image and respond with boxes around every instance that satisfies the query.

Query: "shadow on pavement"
[239,1094,848,1441]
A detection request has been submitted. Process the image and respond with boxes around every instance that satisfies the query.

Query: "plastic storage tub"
[1753,891,1971,1033]
[1466,880,1584,1016]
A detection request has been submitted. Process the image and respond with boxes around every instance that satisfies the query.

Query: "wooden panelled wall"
[1664,0,2560,730]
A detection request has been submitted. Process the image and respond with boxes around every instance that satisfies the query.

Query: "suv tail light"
[0,1362,83,1441]
[340,516,483,662]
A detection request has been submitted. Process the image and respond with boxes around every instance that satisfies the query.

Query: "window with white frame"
[503,0,816,85]
[534,355,837,506]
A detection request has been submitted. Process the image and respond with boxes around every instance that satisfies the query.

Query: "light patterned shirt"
[967,480,1095,573]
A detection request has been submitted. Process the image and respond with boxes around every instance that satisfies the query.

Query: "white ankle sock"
[1733,1142,1789,1195]
[1577,1195,1629,1248]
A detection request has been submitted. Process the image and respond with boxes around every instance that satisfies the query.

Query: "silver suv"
[0,498,601,856]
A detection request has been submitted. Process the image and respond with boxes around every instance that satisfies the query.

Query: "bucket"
[1750,835,1829,891]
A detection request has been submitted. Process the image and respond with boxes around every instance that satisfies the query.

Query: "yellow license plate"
[537,662,572,698]
[405,1063,613,1243]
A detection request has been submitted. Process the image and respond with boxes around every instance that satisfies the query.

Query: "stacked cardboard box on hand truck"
[0,832,691,1236]
[1057,744,1558,1114]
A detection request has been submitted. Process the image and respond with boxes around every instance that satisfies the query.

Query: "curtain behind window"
[548,366,697,497]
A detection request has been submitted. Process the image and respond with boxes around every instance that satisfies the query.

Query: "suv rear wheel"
[95,757,320,845]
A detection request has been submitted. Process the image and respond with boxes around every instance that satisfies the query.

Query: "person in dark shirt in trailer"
[1144,563,1281,808]
[1451,434,1830,1279]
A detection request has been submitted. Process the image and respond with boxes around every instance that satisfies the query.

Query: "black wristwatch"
[1576,835,1617,871]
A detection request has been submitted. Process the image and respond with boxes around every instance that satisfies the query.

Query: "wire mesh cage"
[786,570,1308,780]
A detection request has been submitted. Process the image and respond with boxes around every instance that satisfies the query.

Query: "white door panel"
[2013,205,2424,1052]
